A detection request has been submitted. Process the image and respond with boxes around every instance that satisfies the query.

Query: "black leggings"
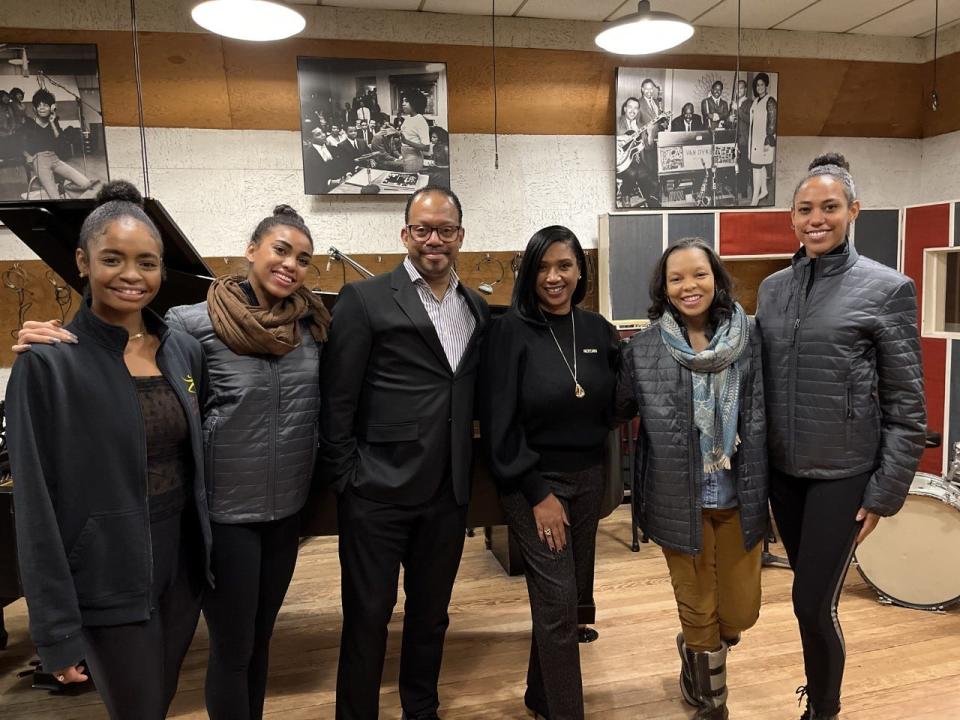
[82,510,203,720]
[769,469,870,715]
[203,514,300,720]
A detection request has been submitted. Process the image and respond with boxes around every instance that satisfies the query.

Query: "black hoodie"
[7,300,212,671]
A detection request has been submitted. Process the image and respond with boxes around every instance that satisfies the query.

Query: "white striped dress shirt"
[403,257,477,371]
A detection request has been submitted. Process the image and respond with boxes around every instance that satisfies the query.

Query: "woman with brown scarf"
[168,205,330,720]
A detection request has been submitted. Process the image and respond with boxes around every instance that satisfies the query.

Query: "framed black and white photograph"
[615,67,778,210]
[297,57,450,196]
[0,43,109,202]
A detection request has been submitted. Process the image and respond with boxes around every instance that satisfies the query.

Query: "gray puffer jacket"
[166,301,321,523]
[616,318,768,555]
[755,242,926,516]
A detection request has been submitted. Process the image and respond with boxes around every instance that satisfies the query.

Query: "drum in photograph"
[855,472,960,610]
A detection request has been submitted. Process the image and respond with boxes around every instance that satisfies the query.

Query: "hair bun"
[272,204,303,221]
[96,180,143,207]
[808,152,849,172]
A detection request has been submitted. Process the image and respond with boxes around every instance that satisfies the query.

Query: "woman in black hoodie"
[7,181,212,720]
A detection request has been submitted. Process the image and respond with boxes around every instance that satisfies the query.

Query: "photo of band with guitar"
[615,67,778,209]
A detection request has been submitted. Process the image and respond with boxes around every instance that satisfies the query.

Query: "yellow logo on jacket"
[183,374,196,394]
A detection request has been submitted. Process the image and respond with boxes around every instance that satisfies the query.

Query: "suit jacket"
[303,142,340,193]
[636,98,664,143]
[701,96,730,129]
[319,264,491,507]
[670,114,705,132]
[336,137,370,165]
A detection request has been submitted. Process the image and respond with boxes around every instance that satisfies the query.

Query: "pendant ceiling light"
[595,0,694,55]
[931,0,940,111]
[191,0,306,42]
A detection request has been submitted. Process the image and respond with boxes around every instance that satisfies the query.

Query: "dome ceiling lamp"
[595,0,695,55]
[191,0,306,42]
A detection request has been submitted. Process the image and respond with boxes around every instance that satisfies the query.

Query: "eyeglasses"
[405,224,462,242]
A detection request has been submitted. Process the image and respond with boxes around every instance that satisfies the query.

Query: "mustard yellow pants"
[661,508,762,652]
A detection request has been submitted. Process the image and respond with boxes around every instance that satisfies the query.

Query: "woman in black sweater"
[480,226,620,720]
[7,182,211,720]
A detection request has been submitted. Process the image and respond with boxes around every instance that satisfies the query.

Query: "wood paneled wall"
[2,27,958,138]
[0,250,599,367]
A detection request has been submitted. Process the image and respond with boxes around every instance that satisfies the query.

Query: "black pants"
[769,469,871,716]
[82,510,203,720]
[499,466,605,720]
[336,482,467,720]
[203,514,301,720]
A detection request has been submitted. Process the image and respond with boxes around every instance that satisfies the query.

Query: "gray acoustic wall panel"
[853,209,899,270]
[667,213,715,248]
[609,213,664,323]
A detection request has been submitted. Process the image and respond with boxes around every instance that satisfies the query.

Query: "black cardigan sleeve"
[479,314,551,506]
[7,351,86,671]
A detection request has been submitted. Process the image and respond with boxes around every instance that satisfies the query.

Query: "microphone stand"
[328,247,374,278]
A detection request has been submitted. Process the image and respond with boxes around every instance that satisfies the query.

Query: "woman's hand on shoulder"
[532,493,569,553]
[12,319,77,353]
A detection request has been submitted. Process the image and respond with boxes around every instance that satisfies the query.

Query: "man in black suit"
[701,80,730,130]
[670,103,705,132]
[302,127,342,193]
[335,125,371,173]
[320,186,491,720]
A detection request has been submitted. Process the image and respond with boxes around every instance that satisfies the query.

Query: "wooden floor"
[2,505,959,719]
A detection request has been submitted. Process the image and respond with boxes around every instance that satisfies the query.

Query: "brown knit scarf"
[206,274,330,356]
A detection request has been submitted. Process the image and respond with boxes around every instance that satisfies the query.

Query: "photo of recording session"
[297,57,450,196]
[615,67,778,209]
[0,43,108,202]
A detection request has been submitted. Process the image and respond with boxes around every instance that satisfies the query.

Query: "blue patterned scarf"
[659,303,749,472]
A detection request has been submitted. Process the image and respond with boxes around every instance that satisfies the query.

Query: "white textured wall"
[920,129,960,204]
[0,127,925,265]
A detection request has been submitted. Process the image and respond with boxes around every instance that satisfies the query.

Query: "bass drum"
[855,472,960,610]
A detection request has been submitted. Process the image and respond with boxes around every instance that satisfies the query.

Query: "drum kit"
[855,435,960,611]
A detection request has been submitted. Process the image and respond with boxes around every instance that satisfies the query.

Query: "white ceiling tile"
[917,16,960,36]
[423,0,525,15]
[285,0,960,37]
[850,0,960,36]
[774,0,910,33]
[609,0,719,22]
[695,0,822,29]
[516,0,626,22]
[320,0,422,11]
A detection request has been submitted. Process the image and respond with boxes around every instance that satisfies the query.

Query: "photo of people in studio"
[615,67,778,209]
[296,57,450,196]
[0,43,109,202]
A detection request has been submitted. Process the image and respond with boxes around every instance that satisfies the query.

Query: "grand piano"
[0,197,630,628]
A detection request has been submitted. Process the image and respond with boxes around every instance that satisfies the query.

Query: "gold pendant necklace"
[541,308,585,399]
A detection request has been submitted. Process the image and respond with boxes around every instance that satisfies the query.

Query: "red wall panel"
[719,211,797,256]
[903,203,951,473]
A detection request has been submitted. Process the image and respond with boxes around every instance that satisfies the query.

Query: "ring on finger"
[544,528,553,536]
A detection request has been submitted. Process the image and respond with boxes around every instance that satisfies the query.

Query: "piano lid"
[0,197,215,314]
